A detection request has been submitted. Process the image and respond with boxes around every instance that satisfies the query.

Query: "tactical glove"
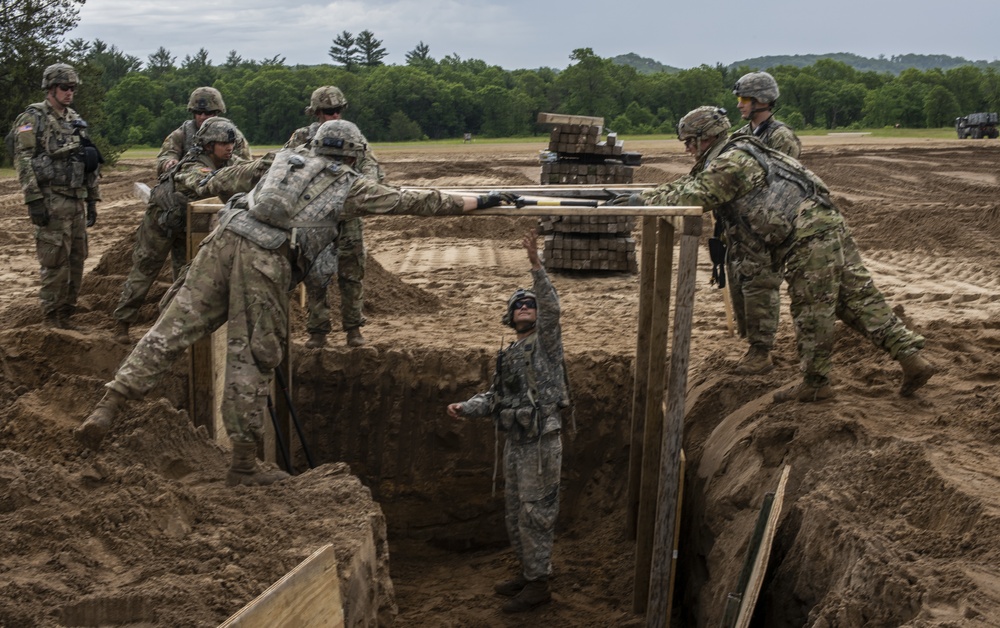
[607,192,644,206]
[28,199,49,227]
[475,191,518,209]
[86,201,97,227]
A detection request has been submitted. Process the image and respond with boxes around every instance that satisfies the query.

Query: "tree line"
[4,3,1000,167]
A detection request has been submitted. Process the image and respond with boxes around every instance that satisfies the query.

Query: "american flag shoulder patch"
[18,123,33,132]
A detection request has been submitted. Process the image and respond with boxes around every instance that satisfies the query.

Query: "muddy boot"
[774,381,835,403]
[74,390,127,450]
[494,574,528,597]
[501,579,551,613]
[345,327,367,348]
[899,352,936,397]
[305,333,327,349]
[733,345,774,375]
[226,441,290,487]
[113,321,130,344]
[42,312,60,329]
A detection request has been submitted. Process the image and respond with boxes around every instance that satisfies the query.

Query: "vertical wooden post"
[187,204,218,439]
[627,216,658,539]
[646,215,701,627]
[632,217,675,614]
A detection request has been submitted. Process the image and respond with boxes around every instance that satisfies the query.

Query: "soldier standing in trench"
[12,63,102,330]
[447,230,568,613]
[285,86,382,348]
[613,106,936,402]
[75,119,509,487]
[156,87,251,176]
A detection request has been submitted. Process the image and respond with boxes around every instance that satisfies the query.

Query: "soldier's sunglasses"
[57,84,77,92]
[513,298,536,310]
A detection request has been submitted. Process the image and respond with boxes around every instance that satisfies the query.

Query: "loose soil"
[1,136,999,627]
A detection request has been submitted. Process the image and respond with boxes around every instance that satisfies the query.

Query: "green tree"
[554,48,618,117]
[357,30,387,67]
[387,110,423,141]
[924,85,960,127]
[146,47,175,77]
[406,41,433,68]
[329,31,359,71]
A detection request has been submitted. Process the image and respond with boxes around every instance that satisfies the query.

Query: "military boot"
[113,321,130,344]
[733,345,774,375]
[58,306,77,330]
[42,312,60,329]
[345,327,367,348]
[501,579,551,613]
[774,381,835,403]
[899,352,936,397]
[75,389,127,450]
[494,574,528,597]
[305,333,327,349]
[226,441,291,487]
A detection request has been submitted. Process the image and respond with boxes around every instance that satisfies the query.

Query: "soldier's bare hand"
[163,158,178,172]
[446,403,465,419]
[522,229,541,268]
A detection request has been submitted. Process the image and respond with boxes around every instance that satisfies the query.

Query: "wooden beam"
[536,112,605,127]
[187,201,219,438]
[219,544,344,628]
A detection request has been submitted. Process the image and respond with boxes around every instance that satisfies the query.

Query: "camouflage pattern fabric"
[13,100,100,316]
[156,119,251,176]
[458,267,566,582]
[725,117,801,349]
[639,136,925,385]
[288,122,383,333]
[113,152,258,325]
[104,170,464,444]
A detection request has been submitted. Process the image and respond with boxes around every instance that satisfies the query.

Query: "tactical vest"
[179,119,199,156]
[716,136,831,249]
[493,332,567,441]
[27,102,90,189]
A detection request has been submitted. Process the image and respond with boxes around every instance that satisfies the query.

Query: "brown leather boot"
[501,579,551,613]
[75,389,127,450]
[225,441,290,487]
[494,574,528,597]
[899,352,936,396]
[345,327,367,347]
[113,321,130,344]
[305,333,327,349]
[733,345,774,375]
[774,382,835,403]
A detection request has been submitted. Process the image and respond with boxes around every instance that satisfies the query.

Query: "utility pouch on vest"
[31,154,55,184]
[151,175,189,233]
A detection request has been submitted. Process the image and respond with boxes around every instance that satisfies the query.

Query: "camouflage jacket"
[640,135,840,255]
[732,116,801,158]
[12,99,101,203]
[284,121,385,182]
[172,152,259,203]
[157,119,252,176]
[460,268,567,442]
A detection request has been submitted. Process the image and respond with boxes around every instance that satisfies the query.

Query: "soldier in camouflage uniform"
[285,86,383,348]
[617,106,936,402]
[76,120,504,486]
[156,87,251,176]
[12,63,102,329]
[447,231,567,613]
[112,117,270,343]
[723,71,803,374]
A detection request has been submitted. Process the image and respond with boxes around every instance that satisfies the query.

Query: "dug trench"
[2,140,1000,627]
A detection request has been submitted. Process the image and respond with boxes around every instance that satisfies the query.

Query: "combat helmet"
[193,116,238,148]
[501,288,537,328]
[677,106,731,141]
[732,71,780,104]
[187,87,227,113]
[312,119,367,159]
[305,86,348,116]
[42,63,80,89]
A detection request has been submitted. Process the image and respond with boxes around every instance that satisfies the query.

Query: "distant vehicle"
[955,112,999,139]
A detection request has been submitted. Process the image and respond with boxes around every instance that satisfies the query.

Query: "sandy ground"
[1,135,999,627]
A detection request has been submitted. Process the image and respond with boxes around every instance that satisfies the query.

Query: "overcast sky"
[68,0,1000,71]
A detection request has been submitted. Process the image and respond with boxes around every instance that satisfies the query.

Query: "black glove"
[475,191,518,209]
[28,199,49,227]
[607,192,643,206]
[86,201,97,227]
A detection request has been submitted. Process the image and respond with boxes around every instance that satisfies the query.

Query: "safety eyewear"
[57,84,77,92]
[319,107,344,116]
[513,298,537,310]
[737,96,754,104]
[682,137,699,148]
[194,110,221,116]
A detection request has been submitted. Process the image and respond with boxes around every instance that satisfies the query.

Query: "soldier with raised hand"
[615,106,936,402]
[157,87,251,176]
[76,119,505,487]
[285,85,383,348]
[112,117,269,343]
[721,71,803,375]
[12,63,102,329]
[447,230,568,613]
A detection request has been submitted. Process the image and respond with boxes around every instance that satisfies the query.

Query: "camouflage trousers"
[305,217,366,334]
[504,429,562,582]
[784,222,924,388]
[113,208,187,324]
[35,192,88,318]
[725,236,781,350]
[108,229,290,444]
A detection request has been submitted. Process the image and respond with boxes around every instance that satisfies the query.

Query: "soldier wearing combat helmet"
[615,106,936,402]
[12,62,102,329]
[156,86,251,175]
[285,85,385,349]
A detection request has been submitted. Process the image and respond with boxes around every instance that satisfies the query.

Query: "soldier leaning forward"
[12,63,102,328]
